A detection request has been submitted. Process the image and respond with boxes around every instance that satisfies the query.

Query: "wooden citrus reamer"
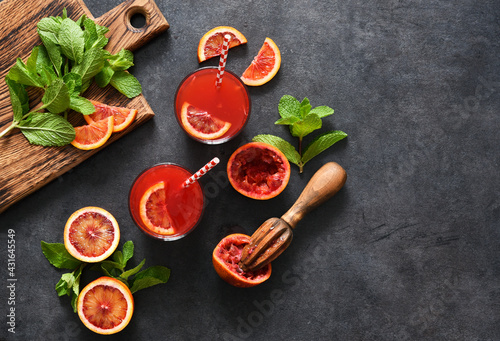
[238,162,347,272]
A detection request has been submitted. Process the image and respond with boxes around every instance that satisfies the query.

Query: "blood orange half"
[213,233,271,288]
[84,100,137,132]
[227,142,290,200]
[71,116,114,150]
[180,102,231,140]
[77,276,134,335]
[139,182,175,235]
[64,207,120,263]
[198,26,247,62]
[241,37,281,86]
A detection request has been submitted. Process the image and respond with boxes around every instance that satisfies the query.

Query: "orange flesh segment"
[82,285,128,330]
[68,212,116,258]
[140,183,174,235]
[216,237,269,281]
[229,147,287,196]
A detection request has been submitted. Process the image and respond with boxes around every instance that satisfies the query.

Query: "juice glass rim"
[128,162,205,241]
[174,66,251,145]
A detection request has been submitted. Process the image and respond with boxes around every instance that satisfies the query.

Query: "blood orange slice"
[198,26,247,62]
[71,116,114,150]
[139,182,175,235]
[213,233,271,288]
[227,142,290,200]
[84,100,138,133]
[241,37,281,86]
[180,102,231,140]
[77,276,134,335]
[64,207,120,263]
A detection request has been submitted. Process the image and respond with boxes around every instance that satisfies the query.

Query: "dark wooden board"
[0,0,169,213]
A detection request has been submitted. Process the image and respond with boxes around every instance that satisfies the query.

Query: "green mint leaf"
[120,258,146,280]
[299,98,312,118]
[113,250,124,265]
[70,95,95,115]
[7,58,43,88]
[42,78,70,113]
[71,47,105,92]
[36,45,58,84]
[129,266,170,294]
[109,70,142,98]
[301,130,348,165]
[109,49,134,71]
[26,47,39,74]
[290,113,322,138]
[275,116,299,126]
[94,62,114,87]
[252,134,301,166]
[41,241,81,270]
[5,77,29,122]
[96,23,109,36]
[122,241,134,265]
[58,18,85,63]
[309,105,334,118]
[62,7,67,19]
[83,18,98,51]
[62,72,82,95]
[19,112,75,146]
[38,30,63,77]
[75,14,87,28]
[70,264,84,313]
[55,273,74,296]
[278,95,301,119]
[37,16,62,34]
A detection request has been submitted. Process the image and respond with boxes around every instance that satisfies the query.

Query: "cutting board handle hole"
[126,6,149,32]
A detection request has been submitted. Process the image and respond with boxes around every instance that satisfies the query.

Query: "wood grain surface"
[0,0,169,213]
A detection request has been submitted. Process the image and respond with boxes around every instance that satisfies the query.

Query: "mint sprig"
[253,95,347,173]
[0,9,142,146]
[41,240,170,312]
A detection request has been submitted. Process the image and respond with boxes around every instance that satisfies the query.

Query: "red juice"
[129,164,204,241]
[175,67,251,144]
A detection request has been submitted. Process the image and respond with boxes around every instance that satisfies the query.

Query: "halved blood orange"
[180,102,231,140]
[241,37,281,86]
[227,142,290,200]
[71,116,114,150]
[64,207,120,263]
[84,100,137,132]
[77,276,134,335]
[213,233,271,288]
[198,26,247,63]
[139,182,175,235]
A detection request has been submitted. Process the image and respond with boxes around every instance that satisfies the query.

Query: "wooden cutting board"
[0,0,169,213]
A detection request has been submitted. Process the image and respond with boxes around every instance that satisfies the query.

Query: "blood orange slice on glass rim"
[213,233,271,288]
[63,207,120,263]
[198,26,247,62]
[71,116,114,150]
[139,182,175,235]
[77,276,134,335]
[84,100,137,132]
[180,102,231,140]
[241,37,281,86]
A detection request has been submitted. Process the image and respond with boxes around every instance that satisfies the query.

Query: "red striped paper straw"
[215,34,231,87]
[183,157,220,188]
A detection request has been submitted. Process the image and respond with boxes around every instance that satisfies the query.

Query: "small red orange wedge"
[241,37,281,86]
[71,116,114,150]
[139,182,175,235]
[180,102,231,140]
[84,100,137,133]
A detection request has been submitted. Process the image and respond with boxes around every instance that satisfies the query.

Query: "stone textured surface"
[0,0,499,340]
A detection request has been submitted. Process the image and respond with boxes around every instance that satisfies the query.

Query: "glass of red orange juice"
[174,66,251,144]
[129,163,204,241]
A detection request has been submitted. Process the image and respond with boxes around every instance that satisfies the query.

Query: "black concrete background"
[0,0,499,340]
